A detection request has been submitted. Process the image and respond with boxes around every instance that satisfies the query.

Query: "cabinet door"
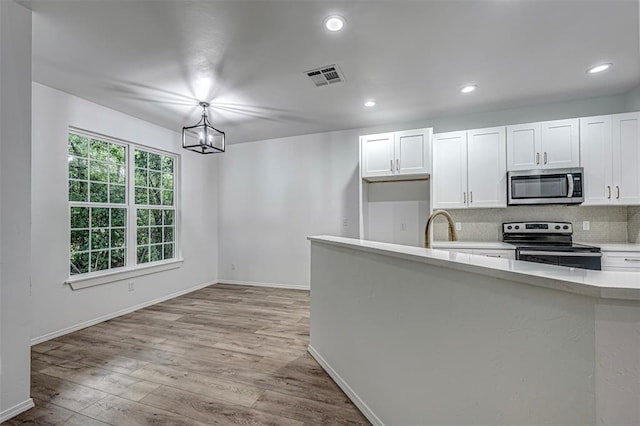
[613,112,640,205]
[361,133,394,178]
[580,116,613,205]
[467,127,507,208]
[506,123,541,171]
[395,128,431,176]
[433,131,468,209]
[541,118,580,169]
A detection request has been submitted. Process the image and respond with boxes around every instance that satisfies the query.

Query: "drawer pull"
[624,258,640,262]
[485,254,501,258]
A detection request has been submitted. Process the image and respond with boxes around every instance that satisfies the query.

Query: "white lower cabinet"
[602,251,640,271]
[433,127,507,209]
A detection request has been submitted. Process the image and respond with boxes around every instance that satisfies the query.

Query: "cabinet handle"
[544,152,548,164]
[607,185,611,199]
[463,192,466,204]
[396,159,399,172]
[485,254,502,258]
[536,152,540,165]
[616,186,620,199]
[624,258,640,262]
[390,160,393,172]
[470,191,473,203]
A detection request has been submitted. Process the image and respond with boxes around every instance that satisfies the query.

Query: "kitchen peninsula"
[307,235,640,426]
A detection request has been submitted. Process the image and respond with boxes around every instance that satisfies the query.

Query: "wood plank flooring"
[3,284,369,425]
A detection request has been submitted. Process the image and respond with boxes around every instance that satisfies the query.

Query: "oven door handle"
[567,174,574,198]
[518,250,601,257]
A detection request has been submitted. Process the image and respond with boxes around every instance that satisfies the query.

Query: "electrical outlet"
[128,281,135,292]
[455,222,462,231]
[231,263,236,271]
[583,221,590,231]
[400,223,407,231]
[342,218,348,227]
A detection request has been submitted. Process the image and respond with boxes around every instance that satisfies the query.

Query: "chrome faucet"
[424,209,458,248]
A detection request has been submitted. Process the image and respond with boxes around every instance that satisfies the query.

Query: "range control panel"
[503,222,572,234]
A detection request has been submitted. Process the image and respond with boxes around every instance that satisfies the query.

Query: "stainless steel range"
[503,221,602,270]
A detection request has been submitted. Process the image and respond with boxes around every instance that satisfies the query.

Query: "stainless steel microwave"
[507,168,584,206]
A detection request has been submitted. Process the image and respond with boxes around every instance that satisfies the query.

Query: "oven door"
[517,250,601,270]
[508,169,583,205]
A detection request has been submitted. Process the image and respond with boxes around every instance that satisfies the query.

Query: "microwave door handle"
[567,174,574,197]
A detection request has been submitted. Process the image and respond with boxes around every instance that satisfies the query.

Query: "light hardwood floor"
[3,284,369,425]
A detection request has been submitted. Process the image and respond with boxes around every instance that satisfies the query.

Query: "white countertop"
[583,242,640,252]
[308,235,640,301]
[432,241,514,250]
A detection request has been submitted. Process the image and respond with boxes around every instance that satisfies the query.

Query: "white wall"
[30,83,219,342]
[626,84,640,111]
[218,129,360,288]
[0,0,33,420]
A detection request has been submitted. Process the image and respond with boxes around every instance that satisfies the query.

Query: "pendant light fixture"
[182,102,225,154]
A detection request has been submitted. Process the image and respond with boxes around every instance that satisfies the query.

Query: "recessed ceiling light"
[460,85,477,94]
[364,100,376,108]
[587,63,612,74]
[324,16,345,32]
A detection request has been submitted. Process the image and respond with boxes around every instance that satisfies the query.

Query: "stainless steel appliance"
[507,167,584,206]
[503,221,601,270]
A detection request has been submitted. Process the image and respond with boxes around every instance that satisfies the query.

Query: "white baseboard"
[0,398,34,423]
[307,344,384,426]
[30,280,219,346]
[218,279,309,291]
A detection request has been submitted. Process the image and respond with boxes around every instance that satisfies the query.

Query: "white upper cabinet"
[467,127,507,208]
[361,132,395,178]
[361,128,431,181]
[580,112,640,206]
[433,127,506,209]
[433,131,468,209]
[507,118,579,171]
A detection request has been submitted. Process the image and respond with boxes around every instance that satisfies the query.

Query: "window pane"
[69,134,89,157]
[162,191,173,206]
[148,153,161,171]
[70,252,89,275]
[89,161,108,182]
[109,144,126,165]
[69,180,88,202]
[137,209,149,226]
[109,184,126,204]
[111,208,126,227]
[149,189,162,206]
[71,207,90,229]
[163,243,174,260]
[69,157,88,180]
[134,150,148,169]
[89,182,108,203]
[71,230,89,252]
[137,246,149,264]
[111,248,126,269]
[163,210,174,226]
[150,227,163,244]
[91,208,109,228]
[111,228,125,247]
[151,209,163,226]
[161,156,174,173]
[137,227,149,245]
[149,171,161,188]
[161,173,173,191]
[109,164,126,184]
[135,187,148,204]
[91,229,109,250]
[91,250,110,271]
[150,244,163,262]
[163,226,174,243]
[90,139,109,161]
[134,168,148,187]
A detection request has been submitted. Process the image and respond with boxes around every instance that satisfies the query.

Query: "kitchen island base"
[309,237,640,426]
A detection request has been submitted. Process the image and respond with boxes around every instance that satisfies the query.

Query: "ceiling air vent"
[305,64,344,87]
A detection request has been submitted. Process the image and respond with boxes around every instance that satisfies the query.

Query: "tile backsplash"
[433,205,630,243]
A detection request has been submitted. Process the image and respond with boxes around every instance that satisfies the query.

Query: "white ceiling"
[26,0,640,144]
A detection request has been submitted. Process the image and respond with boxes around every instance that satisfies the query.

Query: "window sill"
[65,258,184,290]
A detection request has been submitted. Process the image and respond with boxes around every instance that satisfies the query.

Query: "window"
[68,131,178,277]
